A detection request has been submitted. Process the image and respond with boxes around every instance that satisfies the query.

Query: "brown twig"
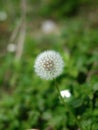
[9,19,22,43]
[3,0,27,88]
[15,0,26,60]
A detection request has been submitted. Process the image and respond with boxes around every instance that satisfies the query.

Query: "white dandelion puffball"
[34,50,64,80]
[41,20,56,34]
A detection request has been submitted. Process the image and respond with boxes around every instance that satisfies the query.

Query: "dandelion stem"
[55,80,81,129]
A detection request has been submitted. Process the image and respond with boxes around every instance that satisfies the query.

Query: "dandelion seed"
[34,50,64,80]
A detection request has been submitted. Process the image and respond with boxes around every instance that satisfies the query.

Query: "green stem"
[55,80,81,129]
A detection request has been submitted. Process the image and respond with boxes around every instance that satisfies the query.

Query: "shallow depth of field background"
[0,0,98,130]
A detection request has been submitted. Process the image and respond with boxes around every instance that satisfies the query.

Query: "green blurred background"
[0,0,98,130]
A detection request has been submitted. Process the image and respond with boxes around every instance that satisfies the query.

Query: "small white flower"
[34,50,64,80]
[60,90,71,98]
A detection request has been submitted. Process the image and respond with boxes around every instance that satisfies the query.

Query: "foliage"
[0,0,98,130]
[39,0,91,18]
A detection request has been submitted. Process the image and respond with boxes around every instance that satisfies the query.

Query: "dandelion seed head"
[34,50,64,80]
